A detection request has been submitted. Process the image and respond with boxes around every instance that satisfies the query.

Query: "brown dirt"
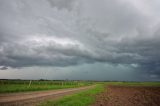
[0,85,95,106]
[92,86,160,106]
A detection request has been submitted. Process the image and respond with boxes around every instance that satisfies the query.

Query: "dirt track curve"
[0,85,95,106]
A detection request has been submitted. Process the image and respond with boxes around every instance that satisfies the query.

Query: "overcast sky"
[0,0,160,81]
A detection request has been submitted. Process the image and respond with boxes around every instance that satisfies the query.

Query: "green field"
[1,80,159,94]
[0,80,94,93]
[1,80,160,106]
[39,84,104,106]
[104,81,160,86]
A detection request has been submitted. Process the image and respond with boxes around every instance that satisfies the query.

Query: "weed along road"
[0,85,95,106]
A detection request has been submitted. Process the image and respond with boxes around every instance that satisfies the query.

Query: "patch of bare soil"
[92,86,160,106]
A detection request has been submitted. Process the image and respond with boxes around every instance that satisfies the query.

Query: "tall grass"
[0,80,94,93]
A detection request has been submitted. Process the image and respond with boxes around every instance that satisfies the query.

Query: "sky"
[0,0,160,81]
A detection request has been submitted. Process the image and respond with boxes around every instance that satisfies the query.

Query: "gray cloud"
[0,66,8,70]
[47,0,75,10]
[0,0,160,80]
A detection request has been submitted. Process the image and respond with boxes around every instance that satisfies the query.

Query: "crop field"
[0,79,93,93]
[105,81,160,86]
[92,82,160,106]
[39,82,160,106]
[0,81,160,106]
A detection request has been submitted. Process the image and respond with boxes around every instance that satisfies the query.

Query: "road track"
[0,85,95,106]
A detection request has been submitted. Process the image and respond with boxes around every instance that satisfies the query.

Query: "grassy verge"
[0,84,86,93]
[39,84,105,106]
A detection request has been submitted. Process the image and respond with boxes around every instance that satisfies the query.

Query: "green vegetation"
[1,80,160,106]
[0,80,94,93]
[39,84,104,106]
[105,81,160,86]
[0,80,159,94]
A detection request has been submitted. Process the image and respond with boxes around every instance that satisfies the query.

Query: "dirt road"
[92,85,160,106]
[0,85,95,106]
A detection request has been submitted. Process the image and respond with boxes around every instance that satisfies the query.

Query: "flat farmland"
[0,80,93,93]
[0,81,160,106]
[0,80,96,106]
[92,82,160,106]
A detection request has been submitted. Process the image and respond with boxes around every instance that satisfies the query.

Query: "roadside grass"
[39,84,105,106]
[0,84,84,93]
[0,80,94,93]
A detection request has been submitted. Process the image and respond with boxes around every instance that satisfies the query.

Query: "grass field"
[39,84,105,106]
[105,81,160,86]
[1,80,160,106]
[0,80,94,93]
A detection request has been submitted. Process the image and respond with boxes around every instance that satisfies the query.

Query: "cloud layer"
[0,0,160,80]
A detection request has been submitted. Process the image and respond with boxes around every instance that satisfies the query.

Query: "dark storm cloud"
[117,34,160,79]
[0,0,160,80]
[0,66,8,70]
[47,0,75,10]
